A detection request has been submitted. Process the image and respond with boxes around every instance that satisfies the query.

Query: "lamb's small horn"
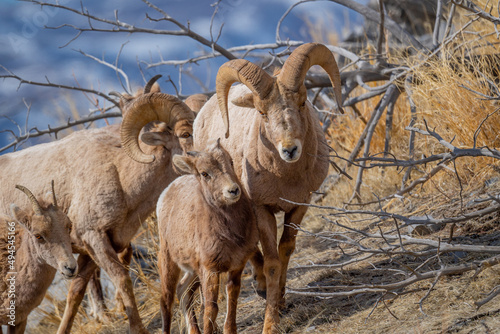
[15,185,43,216]
[51,180,58,209]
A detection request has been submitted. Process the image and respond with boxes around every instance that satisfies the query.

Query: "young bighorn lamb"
[0,183,76,334]
[157,140,258,334]
[0,76,196,334]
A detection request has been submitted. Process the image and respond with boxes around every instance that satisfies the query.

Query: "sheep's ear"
[231,93,255,109]
[10,204,32,231]
[141,132,168,147]
[172,154,197,175]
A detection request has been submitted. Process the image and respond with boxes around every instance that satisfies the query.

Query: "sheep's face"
[173,141,241,207]
[10,204,78,279]
[140,120,194,159]
[233,84,308,163]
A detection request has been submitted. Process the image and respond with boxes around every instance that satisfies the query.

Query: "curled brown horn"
[15,185,43,216]
[144,74,162,94]
[50,180,58,209]
[278,43,344,113]
[216,59,274,138]
[120,93,194,163]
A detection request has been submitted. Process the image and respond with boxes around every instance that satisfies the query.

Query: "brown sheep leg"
[278,205,308,307]
[158,248,181,334]
[87,268,109,322]
[57,254,98,334]
[177,272,201,334]
[8,318,26,334]
[88,244,132,319]
[249,249,267,298]
[224,268,244,334]
[114,245,133,313]
[85,235,148,334]
[256,208,281,334]
[201,270,220,334]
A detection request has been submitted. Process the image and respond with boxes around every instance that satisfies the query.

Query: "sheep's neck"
[118,144,177,218]
[204,196,255,246]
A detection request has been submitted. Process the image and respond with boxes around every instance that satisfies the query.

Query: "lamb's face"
[11,204,78,279]
[173,141,241,207]
[195,146,241,206]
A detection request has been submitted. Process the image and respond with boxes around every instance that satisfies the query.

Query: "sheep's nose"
[64,264,77,277]
[228,186,240,197]
[66,265,76,274]
[282,146,298,159]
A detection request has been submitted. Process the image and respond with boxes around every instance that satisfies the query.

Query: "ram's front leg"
[278,205,308,306]
[84,233,149,334]
[255,207,281,334]
[88,244,132,321]
[87,268,109,322]
[249,248,267,298]
[58,254,98,334]
[114,245,133,313]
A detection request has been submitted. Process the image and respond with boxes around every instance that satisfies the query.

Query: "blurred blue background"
[0,0,367,153]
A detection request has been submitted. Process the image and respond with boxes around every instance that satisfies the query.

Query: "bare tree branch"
[276,0,425,50]
[0,65,119,107]
[0,110,122,153]
[21,0,237,60]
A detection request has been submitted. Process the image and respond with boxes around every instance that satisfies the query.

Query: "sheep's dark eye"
[180,132,191,138]
[201,172,209,178]
[34,234,43,241]
[258,110,265,116]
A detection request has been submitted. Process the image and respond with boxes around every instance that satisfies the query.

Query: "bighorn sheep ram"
[0,76,196,334]
[157,139,258,334]
[126,43,344,333]
[86,88,209,321]
[1,183,76,334]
